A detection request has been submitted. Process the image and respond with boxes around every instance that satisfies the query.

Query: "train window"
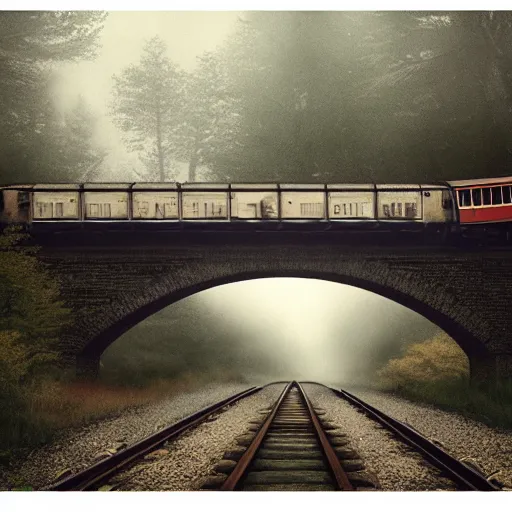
[300,203,324,217]
[472,188,482,206]
[482,187,491,205]
[503,185,512,204]
[390,202,403,217]
[458,189,471,207]
[88,204,99,217]
[491,187,503,205]
[36,202,53,218]
[405,202,417,218]
[55,203,64,217]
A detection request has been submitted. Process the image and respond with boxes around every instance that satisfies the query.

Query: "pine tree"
[0,11,107,183]
[111,36,184,181]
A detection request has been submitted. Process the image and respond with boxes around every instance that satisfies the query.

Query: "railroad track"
[329,387,500,491]
[217,381,354,491]
[47,381,501,492]
[46,386,261,491]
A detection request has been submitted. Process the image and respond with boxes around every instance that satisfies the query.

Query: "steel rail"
[221,381,354,491]
[332,387,500,491]
[296,382,354,491]
[220,382,293,490]
[47,386,261,491]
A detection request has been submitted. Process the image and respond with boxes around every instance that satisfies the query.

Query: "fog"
[53,11,241,182]
[101,278,440,386]
[3,11,509,184]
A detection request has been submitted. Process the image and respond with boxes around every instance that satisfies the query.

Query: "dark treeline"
[0,12,107,183]
[100,294,297,386]
[2,12,512,184]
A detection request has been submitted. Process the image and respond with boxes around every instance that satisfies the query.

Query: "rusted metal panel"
[84,192,129,219]
[281,191,326,219]
[231,191,278,219]
[328,191,375,219]
[181,192,228,219]
[377,191,422,220]
[33,191,79,219]
[132,192,179,219]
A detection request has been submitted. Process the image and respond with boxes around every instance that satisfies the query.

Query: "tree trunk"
[156,108,165,181]
[188,136,200,182]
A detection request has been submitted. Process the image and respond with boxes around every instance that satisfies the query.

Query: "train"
[1,177,511,242]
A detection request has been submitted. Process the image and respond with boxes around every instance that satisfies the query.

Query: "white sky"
[49,11,242,180]
[197,277,436,383]
[55,12,241,112]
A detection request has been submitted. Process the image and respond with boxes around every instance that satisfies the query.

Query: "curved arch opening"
[94,274,479,386]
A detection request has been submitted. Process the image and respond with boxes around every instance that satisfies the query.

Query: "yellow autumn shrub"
[377,332,469,389]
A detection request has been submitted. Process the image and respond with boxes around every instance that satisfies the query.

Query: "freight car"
[1,178,511,242]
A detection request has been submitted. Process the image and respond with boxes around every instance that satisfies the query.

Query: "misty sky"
[53,12,241,181]
[103,278,441,385]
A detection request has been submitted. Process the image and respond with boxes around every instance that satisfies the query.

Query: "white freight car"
[327,184,375,219]
[280,184,326,219]
[181,183,229,220]
[376,184,423,220]
[32,184,80,220]
[132,183,179,219]
[230,184,278,220]
[83,183,130,219]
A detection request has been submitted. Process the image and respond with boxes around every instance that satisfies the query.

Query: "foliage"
[192,11,512,183]
[0,12,107,183]
[0,226,71,459]
[174,51,243,181]
[111,36,184,181]
[0,227,71,378]
[377,332,469,388]
[377,332,512,428]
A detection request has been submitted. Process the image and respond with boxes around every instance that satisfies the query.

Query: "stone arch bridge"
[32,230,512,382]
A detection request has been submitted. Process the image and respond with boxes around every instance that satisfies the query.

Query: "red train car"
[447,176,512,241]
[448,177,512,223]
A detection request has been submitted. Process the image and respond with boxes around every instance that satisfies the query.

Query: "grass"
[376,333,512,430]
[0,368,247,466]
[384,377,512,429]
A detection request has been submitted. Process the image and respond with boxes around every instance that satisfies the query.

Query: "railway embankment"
[343,387,512,490]
[0,382,255,491]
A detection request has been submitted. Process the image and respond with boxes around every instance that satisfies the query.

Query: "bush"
[377,332,512,428]
[377,332,469,389]
[0,227,71,460]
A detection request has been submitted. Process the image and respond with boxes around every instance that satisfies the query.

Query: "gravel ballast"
[347,388,512,489]
[109,383,285,491]
[0,382,258,490]
[302,383,458,491]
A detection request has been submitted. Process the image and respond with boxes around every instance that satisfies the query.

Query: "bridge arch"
[71,260,495,382]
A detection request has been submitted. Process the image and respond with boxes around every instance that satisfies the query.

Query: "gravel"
[107,383,285,491]
[345,387,512,489]
[302,383,458,491]
[0,382,257,490]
